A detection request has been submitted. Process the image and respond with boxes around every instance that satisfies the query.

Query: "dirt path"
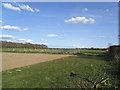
[2,53,72,71]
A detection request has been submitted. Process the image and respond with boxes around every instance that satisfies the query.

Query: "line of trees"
[0,41,107,50]
[0,41,48,49]
[49,48,107,50]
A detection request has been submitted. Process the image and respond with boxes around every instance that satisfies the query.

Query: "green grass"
[2,48,106,55]
[2,55,119,88]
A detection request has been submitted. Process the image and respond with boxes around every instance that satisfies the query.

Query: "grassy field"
[2,54,119,88]
[2,48,106,55]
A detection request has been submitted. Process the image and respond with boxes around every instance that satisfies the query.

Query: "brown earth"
[2,53,72,71]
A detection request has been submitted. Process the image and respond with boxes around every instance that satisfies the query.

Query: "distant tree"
[0,41,48,49]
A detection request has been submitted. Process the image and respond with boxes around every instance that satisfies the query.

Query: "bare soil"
[2,53,72,71]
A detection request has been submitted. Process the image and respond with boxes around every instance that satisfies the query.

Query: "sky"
[0,2,119,48]
[2,0,119,2]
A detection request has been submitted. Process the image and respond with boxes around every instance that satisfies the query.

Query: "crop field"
[2,48,106,55]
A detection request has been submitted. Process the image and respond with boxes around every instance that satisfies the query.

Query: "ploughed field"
[2,53,72,71]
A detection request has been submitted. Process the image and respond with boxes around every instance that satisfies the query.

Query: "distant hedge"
[0,41,48,49]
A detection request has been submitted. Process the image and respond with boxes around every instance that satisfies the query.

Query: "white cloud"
[18,4,34,12]
[84,8,88,11]
[25,39,34,44]
[41,38,47,41]
[0,25,28,31]
[17,38,34,44]
[4,40,13,42]
[2,3,21,11]
[18,38,26,41]
[0,34,34,44]
[0,35,48,45]
[3,3,40,13]
[48,34,58,38]
[1,25,20,30]
[64,17,95,24]
[35,8,40,12]
[0,35,16,39]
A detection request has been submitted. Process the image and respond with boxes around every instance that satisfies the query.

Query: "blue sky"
[0,2,119,48]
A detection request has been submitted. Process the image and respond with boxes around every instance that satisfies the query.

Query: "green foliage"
[1,41,48,49]
[2,48,106,55]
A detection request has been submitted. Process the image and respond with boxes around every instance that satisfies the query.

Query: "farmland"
[2,48,106,55]
[1,47,119,88]
[2,54,119,88]
[2,52,72,71]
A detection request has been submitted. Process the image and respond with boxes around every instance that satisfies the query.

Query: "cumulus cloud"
[0,25,28,31]
[25,39,34,43]
[84,8,88,11]
[18,4,34,12]
[0,35,47,45]
[0,35,16,39]
[64,17,95,24]
[2,3,40,13]
[18,38,26,41]
[17,38,34,44]
[2,3,21,11]
[1,25,20,30]
[18,4,40,12]
[48,34,58,38]
[0,35,34,44]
